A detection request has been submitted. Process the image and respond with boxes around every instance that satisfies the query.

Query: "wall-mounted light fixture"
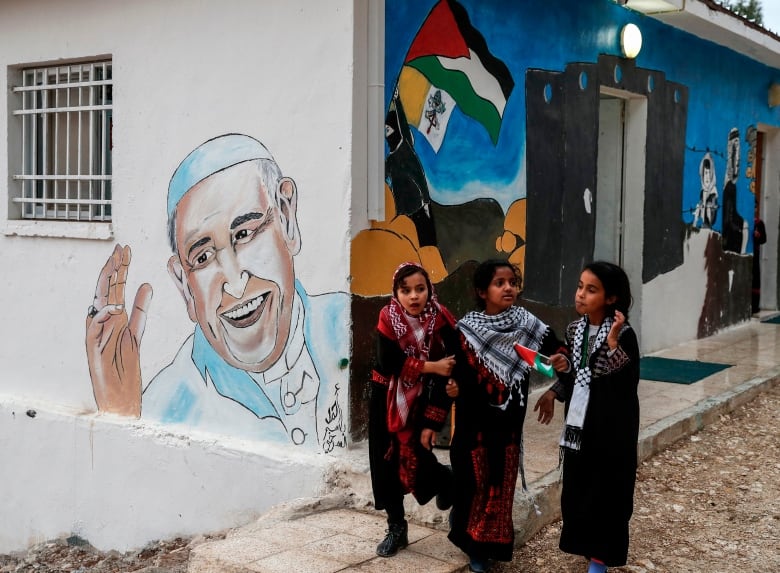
[621,23,643,59]
[770,83,780,108]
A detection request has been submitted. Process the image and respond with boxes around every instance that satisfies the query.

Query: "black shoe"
[376,521,408,557]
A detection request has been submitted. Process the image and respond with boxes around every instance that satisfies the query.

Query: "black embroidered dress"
[552,320,640,567]
[448,322,564,563]
[368,323,459,519]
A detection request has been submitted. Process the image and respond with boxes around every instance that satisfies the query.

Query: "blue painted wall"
[385,0,780,249]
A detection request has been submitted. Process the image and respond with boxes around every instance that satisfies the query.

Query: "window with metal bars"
[10,60,112,222]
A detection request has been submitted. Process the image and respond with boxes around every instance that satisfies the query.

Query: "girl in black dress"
[368,262,459,557]
[449,260,568,572]
[535,261,640,573]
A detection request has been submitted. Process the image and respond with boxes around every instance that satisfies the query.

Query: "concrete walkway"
[188,316,780,573]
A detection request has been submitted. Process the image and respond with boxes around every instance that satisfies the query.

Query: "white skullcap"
[168,133,274,217]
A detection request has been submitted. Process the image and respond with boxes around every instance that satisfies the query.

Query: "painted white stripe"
[417,85,457,153]
[437,49,507,116]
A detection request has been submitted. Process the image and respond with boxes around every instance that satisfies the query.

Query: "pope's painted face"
[169,161,299,372]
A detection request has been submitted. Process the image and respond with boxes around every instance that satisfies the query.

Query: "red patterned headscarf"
[378,263,453,358]
[377,262,455,431]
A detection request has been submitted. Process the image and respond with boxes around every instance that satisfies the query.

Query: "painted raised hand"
[85,244,153,416]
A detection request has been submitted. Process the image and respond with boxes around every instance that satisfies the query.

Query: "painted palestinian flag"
[397,0,514,151]
[514,343,555,378]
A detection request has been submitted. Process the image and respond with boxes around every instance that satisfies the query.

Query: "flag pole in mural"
[396,0,515,152]
[514,343,555,378]
[384,0,515,251]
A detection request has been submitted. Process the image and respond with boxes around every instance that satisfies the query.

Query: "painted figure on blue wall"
[85,134,347,452]
[386,88,438,247]
[352,0,522,296]
[385,0,515,258]
[721,127,747,253]
[692,152,718,228]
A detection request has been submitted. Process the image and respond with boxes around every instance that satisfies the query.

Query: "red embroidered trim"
[400,357,425,385]
[371,370,390,385]
[465,346,511,406]
[466,442,519,544]
[425,404,447,424]
[397,438,418,494]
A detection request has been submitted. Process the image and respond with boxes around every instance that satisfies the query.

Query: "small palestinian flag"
[397,0,514,151]
[514,344,555,378]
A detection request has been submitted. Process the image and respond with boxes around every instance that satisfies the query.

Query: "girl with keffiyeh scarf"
[448,260,569,573]
[368,262,461,558]
[535,261,640,573]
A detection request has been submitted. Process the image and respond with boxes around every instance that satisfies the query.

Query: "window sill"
[4,220,113,240]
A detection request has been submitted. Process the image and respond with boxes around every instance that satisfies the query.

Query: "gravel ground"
[0,534,226,573]
[502,384,780,573]
[1,386,778,573]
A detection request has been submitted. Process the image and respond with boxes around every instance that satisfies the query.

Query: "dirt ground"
[503,385,780,573]
[0,534,220,573]
[1,386,778,573]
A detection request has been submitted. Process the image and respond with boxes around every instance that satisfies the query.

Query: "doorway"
[595,89,647,349]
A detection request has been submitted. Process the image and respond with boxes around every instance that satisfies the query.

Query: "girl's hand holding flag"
[513,344,570,377]
[514,344,570,424]
[548,352,570,373]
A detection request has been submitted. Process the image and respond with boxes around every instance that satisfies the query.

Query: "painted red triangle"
[405,1,470,63]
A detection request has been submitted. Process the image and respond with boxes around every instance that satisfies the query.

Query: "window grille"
[10,60,112,222]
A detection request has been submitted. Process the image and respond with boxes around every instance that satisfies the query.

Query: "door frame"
[598,86,647,350]
[757,123,780,311]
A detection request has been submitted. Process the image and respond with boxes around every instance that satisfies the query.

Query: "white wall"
[0,0,355,551]
[641,230,710,353]
[0,395,330,552]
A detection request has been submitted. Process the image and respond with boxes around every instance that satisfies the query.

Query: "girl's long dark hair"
[472,259,521,311]
[583,260,633,318]
[392,263,433,298]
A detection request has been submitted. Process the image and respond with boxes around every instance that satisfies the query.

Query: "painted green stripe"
[408,56,502,145]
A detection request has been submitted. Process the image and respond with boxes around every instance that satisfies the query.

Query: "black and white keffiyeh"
[458,306,548,406]
[560,315,612,451]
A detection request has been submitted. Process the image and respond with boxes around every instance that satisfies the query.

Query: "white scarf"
[560,315,612,451]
